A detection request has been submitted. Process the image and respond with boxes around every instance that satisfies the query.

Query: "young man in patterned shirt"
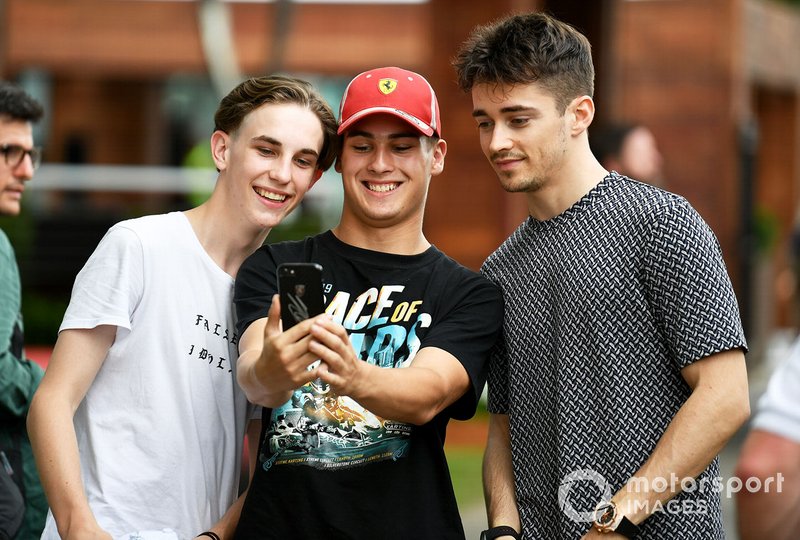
[454,12,749,540]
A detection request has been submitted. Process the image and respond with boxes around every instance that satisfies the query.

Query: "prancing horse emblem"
[379,78,398,95]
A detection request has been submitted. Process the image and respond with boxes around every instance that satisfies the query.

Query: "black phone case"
[277,262,325,329]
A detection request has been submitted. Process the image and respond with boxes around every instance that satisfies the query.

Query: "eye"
[350,143,371,153]
[294,156,316,168]
[257,146,277,157]
[509,117,530,127]
[475,119,493,130]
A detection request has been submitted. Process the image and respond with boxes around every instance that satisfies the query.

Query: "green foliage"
[753,206,781,254]
[20,292,68,345]
[445,445,485,510]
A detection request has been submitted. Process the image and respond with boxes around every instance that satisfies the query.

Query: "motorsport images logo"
[558,468,785,522]
[558,469,612,523]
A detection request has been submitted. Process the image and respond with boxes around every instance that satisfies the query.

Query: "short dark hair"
[214,75,339,172]
[453,12,595,113]
[0,81,44,123]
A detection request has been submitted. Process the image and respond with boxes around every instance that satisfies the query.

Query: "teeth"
[254,187,287,202]
[366,183,398,193]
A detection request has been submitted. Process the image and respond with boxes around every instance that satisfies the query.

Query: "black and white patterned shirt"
[482,173,747,539]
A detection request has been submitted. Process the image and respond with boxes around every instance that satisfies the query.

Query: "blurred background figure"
[0,81,47,540]
[590,122,665,187]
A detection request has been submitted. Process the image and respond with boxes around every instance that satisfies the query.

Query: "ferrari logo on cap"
[378,78,398,95]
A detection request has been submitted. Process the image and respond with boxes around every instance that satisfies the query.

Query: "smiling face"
[212,102,325,232]
[471,82,573,194]
[336,114,445,231]
[0,117,36,216]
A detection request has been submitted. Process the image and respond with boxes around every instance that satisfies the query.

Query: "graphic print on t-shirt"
[261,284,429,471]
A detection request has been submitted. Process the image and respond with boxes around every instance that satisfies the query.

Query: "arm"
[0,348,43,418]
[483,413,521,537]
[236,295,324,408]
[309,316,470,425]
[581,348,749,538]
[0,252,43,418]
[198,419,262,539]
[27,326,116,540]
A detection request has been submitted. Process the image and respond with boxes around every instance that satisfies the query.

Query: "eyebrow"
[472,105,540,118]
[252,135,319,158]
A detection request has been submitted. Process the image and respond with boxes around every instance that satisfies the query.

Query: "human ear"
[210,130,229,171]
[430,138,447,177]
[570,95,595,135]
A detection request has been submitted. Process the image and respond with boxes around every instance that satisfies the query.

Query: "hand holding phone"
[277,262,328,390]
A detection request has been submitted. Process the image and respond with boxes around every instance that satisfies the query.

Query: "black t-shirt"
[233,231,503,540]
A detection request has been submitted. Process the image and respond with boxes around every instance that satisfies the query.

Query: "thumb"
[265,294,282,337]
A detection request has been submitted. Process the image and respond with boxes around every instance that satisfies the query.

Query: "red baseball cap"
[338,66,441,137]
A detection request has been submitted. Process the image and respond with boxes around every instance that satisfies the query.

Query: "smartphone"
[277,262,326,330]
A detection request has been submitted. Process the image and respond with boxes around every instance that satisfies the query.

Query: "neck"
[184,202,269,277]
[526,152,609,221]
[332,215,430,256]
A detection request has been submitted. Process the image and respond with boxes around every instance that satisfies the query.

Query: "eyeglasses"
[1,144,42,170]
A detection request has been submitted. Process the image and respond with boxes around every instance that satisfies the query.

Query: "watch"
[479,525,521,540]
[592,500,641,538]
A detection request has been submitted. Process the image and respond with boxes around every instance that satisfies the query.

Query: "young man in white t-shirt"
[27,75,339,540]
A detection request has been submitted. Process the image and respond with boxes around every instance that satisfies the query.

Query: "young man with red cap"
[233,67,503,539]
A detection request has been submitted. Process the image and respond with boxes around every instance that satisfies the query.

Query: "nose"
[13,154,35,181]
[367,146,394,174]
[487,125,513,155]
[269,156,293,184]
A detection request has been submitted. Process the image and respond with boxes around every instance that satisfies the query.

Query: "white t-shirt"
[41,212,250,540]
[752,336,800,444]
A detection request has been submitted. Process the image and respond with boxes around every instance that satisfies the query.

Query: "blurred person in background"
[27,75,338,540]
[0,81,47,540]
[589,122,665,187]
[735,342,800,539]
[454,11,749,540]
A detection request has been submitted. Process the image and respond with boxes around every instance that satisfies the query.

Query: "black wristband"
[480,525,521,540]
[198,532,221,540]
[615,516,641,538]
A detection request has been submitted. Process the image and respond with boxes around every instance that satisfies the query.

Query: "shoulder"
[431,248,503,302]
[481,219,530,278]
[0,228,12,258]
[615,180,702,225]
[240,233,323,274]
[103,212,183,244]
[255,233,322,263]
[263,234,319,259]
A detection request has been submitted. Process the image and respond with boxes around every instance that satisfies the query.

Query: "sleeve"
[643,198,747,369]
[0,234,44,418]
[485,326,510,415]
[234,247,280,338]
[59,224,144,333]
[422,270,504,420]
[751,337,800,443]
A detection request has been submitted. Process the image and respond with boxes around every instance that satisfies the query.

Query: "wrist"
[347,359,373,402]
[480,525,521,540]
[592,500,640,538]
